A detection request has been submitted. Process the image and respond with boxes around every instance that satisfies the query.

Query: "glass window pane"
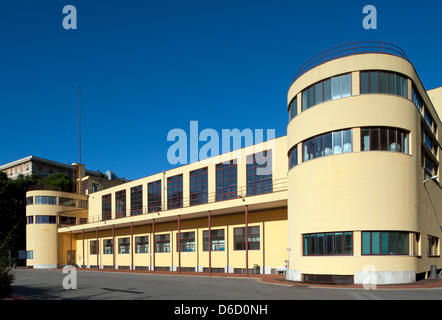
[371,128,380,151]
[362,232,371,255]
[325,233,333,255]
[309,138,315,160]
[309,234,316,255]
[396,75,402,96]
[388,73,396,94]
[342,74,351,97]
[380,128,388,151]
[334,232,343,255]
[344,232,353,255]
[404,233,409,254]
[302,90,308,111]
[403,132,409,154]
[332,76,341,99]
[303,235,309,255]
[371,232,380,254]
[390,232,398,254]
[303,142,309,162]
[402,77,408,98]
[380,72,388,94]
[361,128,370,151]
[360,72,369,94]
[389,129,397,152]
[317,233,324,255]
[323,79,332,102]
[381,232,389,254]
[343,129,352,153]
[333,131,342,154]
[315,82,323,105]
[308,87,314,108]
[315,136,324,158]
[324,133,333,156]
[370,71,379,93]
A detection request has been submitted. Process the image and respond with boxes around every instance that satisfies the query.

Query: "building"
[25,42,442,284]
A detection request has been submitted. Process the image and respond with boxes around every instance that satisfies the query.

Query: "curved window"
[35,215,56,224]
[303,232,353,256]
[288,97,297,122]
[35,196,56,205]
[362,231,409,255]
[302,129,352,163]
[361,127,409,154]
[59,197,76,207]
[301,73,351,113]
[360,71,408,98]
[288,146,298,170]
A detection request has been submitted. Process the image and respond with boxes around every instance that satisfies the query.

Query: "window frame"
[246,150,272,196]
[234,226,260,251]
[190,168,208,206]
[215,160,237,201]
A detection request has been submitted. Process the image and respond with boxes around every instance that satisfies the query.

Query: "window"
[130,185,143,216]
[302,129,352,163]
[35,215,57,224]
[412,85,423,112]
[190,168,208,206]
[102,194,112,221]
[59,197,76,207]
[203,229,225,251]
[288,96,297,122]
[301,73,351,112]
[421,146,438,177]
[90,240,98,255]
[360,71,408,98]
[361,127,409,154]
[26,197,33,205]
[27,251,33,259]
[27,216,33,224]
[177,232,195,252]
[234,226,260,250]
[288,146,298,170]
[148,180,162,213]
[115,190,126,218]
[92,183,99,193]
[155,234,170,253]
[303,232,353,256]
[118,238,130,254]
[103,239,113,254]
[35,196,56,205]
[362,231,409,255]
[216,160,237,201]
[79,200,88,209]
[135,236,149,253]
[428,236,439,256]
[167,174,183,209]
[246,150,272,196]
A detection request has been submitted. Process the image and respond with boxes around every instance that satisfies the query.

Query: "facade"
[25,42,442,284]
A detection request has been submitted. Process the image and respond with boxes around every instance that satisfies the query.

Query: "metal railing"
[58,177,287,227]
[293,41,409,81]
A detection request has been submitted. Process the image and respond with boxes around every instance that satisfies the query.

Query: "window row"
[303,129,352,162]
[362,231,409,255]
[360,70,408,98]
[102,151,273,220]
[26,215,57,224]
[27,196,87,208]
[361,127,409,153]
[88,227,261,255]
[303,232,353,256]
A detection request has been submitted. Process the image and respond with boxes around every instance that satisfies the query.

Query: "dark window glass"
[115,190,126,218]
[216,161,237,201]
[370,71,379,93]
[360,72,369,94]
[102,194,111,221]
[167,174,183,209]
[155,234,170,253]
[148,180,162,213]
[303,232,352,256]
[130,185,143,216]
[203,229,225,251]
[247,151,272,196]
[190,168,208,205]
[371,128,380,150]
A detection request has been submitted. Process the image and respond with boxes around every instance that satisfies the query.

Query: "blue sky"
[1,0,441,180]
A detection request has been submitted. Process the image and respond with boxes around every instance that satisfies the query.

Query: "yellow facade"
[25,43,442,284]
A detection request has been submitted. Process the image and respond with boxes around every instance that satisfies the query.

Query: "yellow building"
[26,42,442,284]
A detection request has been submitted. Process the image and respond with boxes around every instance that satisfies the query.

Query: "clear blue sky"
[1,0,441,180]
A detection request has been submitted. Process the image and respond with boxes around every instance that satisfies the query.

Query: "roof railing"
[293,41,409,81]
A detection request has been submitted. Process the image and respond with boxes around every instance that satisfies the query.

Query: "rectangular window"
[103,239,113,254]
[130,185,143,216]
[360,71,408,97]
[301,129,352,164]
[90,240,98,255]
[303,232,353,256]
[234,226,260,250]
[155,234,170,253]
[135,236,149,253]
[118,238,130,254]
[167,174,183,209]
[102,194,112,221]
[79,200,88,208]
[190,168,208,206]
[362,231,409,255]
[27,216,34,224]
[246,150,272,196]
[115,190,126,218]
[361,127,409,154]
[148,180,162,213]
[203,229,225,251]
[35,196,56,205]
[216,160,237,201]
[26,196,33,205]
[35,215,56,224]
[27,251,33,259]
[177,232,195,252]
